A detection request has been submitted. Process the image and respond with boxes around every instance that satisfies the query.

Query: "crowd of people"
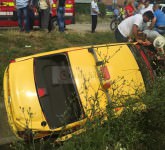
[14,0,66,33]
[15,0,165,55]
[91,0,165,59]
[112,0,165,55]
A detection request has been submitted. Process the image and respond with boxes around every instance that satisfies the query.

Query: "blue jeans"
[17,6,29,32]
[57,7,65,32]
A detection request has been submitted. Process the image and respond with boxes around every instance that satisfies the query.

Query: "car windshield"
[34,54,83,129]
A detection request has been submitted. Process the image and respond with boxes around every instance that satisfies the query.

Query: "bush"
[60,76,165,150]
[75,3,90,14]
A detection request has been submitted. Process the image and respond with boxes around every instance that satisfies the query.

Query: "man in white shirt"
[139,0,153,30]
[115,11,154,44]
[91,0,100,33]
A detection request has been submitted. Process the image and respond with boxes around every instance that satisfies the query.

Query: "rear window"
[34,54,83,129]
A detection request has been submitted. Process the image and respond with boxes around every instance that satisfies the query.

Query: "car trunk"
[34,54,83,129]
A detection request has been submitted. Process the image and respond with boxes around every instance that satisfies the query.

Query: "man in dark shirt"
[56,0,66,32]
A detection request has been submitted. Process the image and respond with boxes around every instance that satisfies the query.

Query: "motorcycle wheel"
[110,19,119,31]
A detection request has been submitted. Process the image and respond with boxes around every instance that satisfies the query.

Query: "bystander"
[15,0,31,32]
[56,0,66,32]
[38,0,51,32]
[115,11,154,44]
[91,0,100,33]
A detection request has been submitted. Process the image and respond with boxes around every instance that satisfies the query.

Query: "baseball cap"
[153,36,165,48]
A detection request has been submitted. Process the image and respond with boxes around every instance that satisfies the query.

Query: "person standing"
[125,0,136,17]
[38,0,51,32]
[91,0,100,33]
[56,0,66,32]
[115,11,154,43]
[28,0,35,30]
[15,0,31,32]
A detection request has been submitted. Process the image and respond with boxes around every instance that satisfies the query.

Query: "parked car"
[3,43,154,142]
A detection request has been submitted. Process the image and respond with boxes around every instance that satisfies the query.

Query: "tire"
[110,19,119,31]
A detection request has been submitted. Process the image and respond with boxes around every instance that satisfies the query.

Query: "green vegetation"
[75,3,108,23]
[0,27,165,150]
[75,3,106,16]
[60,77,165,150]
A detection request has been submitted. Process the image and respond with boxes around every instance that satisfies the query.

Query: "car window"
[34,54,84,129]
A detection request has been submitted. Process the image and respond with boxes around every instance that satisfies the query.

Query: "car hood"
[8,58,48,130]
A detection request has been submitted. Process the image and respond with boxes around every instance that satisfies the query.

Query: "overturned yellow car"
[3,43,154,142]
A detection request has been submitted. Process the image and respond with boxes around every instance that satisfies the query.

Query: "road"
[66,22,111,33]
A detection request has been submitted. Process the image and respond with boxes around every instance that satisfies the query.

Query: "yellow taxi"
[3,43,154,142]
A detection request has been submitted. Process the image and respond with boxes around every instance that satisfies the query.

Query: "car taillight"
[10,59,15,63]
[100,66,110,80]
[100,66,111,89]
[37,88,47,98]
